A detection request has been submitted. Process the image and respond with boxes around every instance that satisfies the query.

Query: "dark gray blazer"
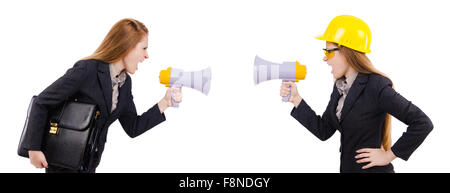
[291,73,433,173]
[24,59,166,170]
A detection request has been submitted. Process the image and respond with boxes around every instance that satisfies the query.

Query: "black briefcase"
[18,96,38,158]
[18,96,100,171]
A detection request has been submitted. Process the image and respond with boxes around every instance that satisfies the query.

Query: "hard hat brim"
[315,35,371,54]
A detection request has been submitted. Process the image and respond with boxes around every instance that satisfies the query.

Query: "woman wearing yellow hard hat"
[280,15,433,173]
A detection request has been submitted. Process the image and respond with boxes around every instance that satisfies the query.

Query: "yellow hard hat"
[316,15,372,53]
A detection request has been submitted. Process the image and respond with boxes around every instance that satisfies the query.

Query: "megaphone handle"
[171,84,182,108]
[282,80,292,102]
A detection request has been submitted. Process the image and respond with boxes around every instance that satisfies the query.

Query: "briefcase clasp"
[49,122,59,134]
[95,110,100,120]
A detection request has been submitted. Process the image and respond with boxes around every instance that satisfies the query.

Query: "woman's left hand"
[158,87,182,113]
[355,148,397,169]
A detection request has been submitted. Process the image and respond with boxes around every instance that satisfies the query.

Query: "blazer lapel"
[97,62,112,114]
[339,73,369,123]
[114,74,130,113]
[330,85,341,126]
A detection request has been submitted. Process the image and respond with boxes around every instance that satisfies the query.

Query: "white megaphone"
[254,55,307,102]
[159,67,211,107]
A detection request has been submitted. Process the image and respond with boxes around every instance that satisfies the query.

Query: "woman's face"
[123,35,149,74]
[323,42,349,80]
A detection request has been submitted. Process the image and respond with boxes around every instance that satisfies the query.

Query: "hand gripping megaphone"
[159,67,211,107]
[254,55,306,102]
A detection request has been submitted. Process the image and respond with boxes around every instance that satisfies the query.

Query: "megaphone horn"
[160,67,212,107]
[253,55,306,102]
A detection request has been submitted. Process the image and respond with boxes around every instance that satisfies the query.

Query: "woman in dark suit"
[281,15,433,172]
[24,18,181,173]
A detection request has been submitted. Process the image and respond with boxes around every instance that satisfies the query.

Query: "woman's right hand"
[28,150,48,169]
[280,81,302,108]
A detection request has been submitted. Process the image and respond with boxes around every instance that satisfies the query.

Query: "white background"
[1,0,449,173]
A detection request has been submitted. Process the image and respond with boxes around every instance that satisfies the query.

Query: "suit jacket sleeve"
[26,61,89,150]
[118,81,166,138]
[377,78,433,161]
[290,95,338,141]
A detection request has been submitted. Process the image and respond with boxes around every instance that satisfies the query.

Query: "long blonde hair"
[338,44,393,151]
[83,18,148,63]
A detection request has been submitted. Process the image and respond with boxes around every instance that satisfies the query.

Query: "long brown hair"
[83,18,148,63]
[338,44,393,151]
